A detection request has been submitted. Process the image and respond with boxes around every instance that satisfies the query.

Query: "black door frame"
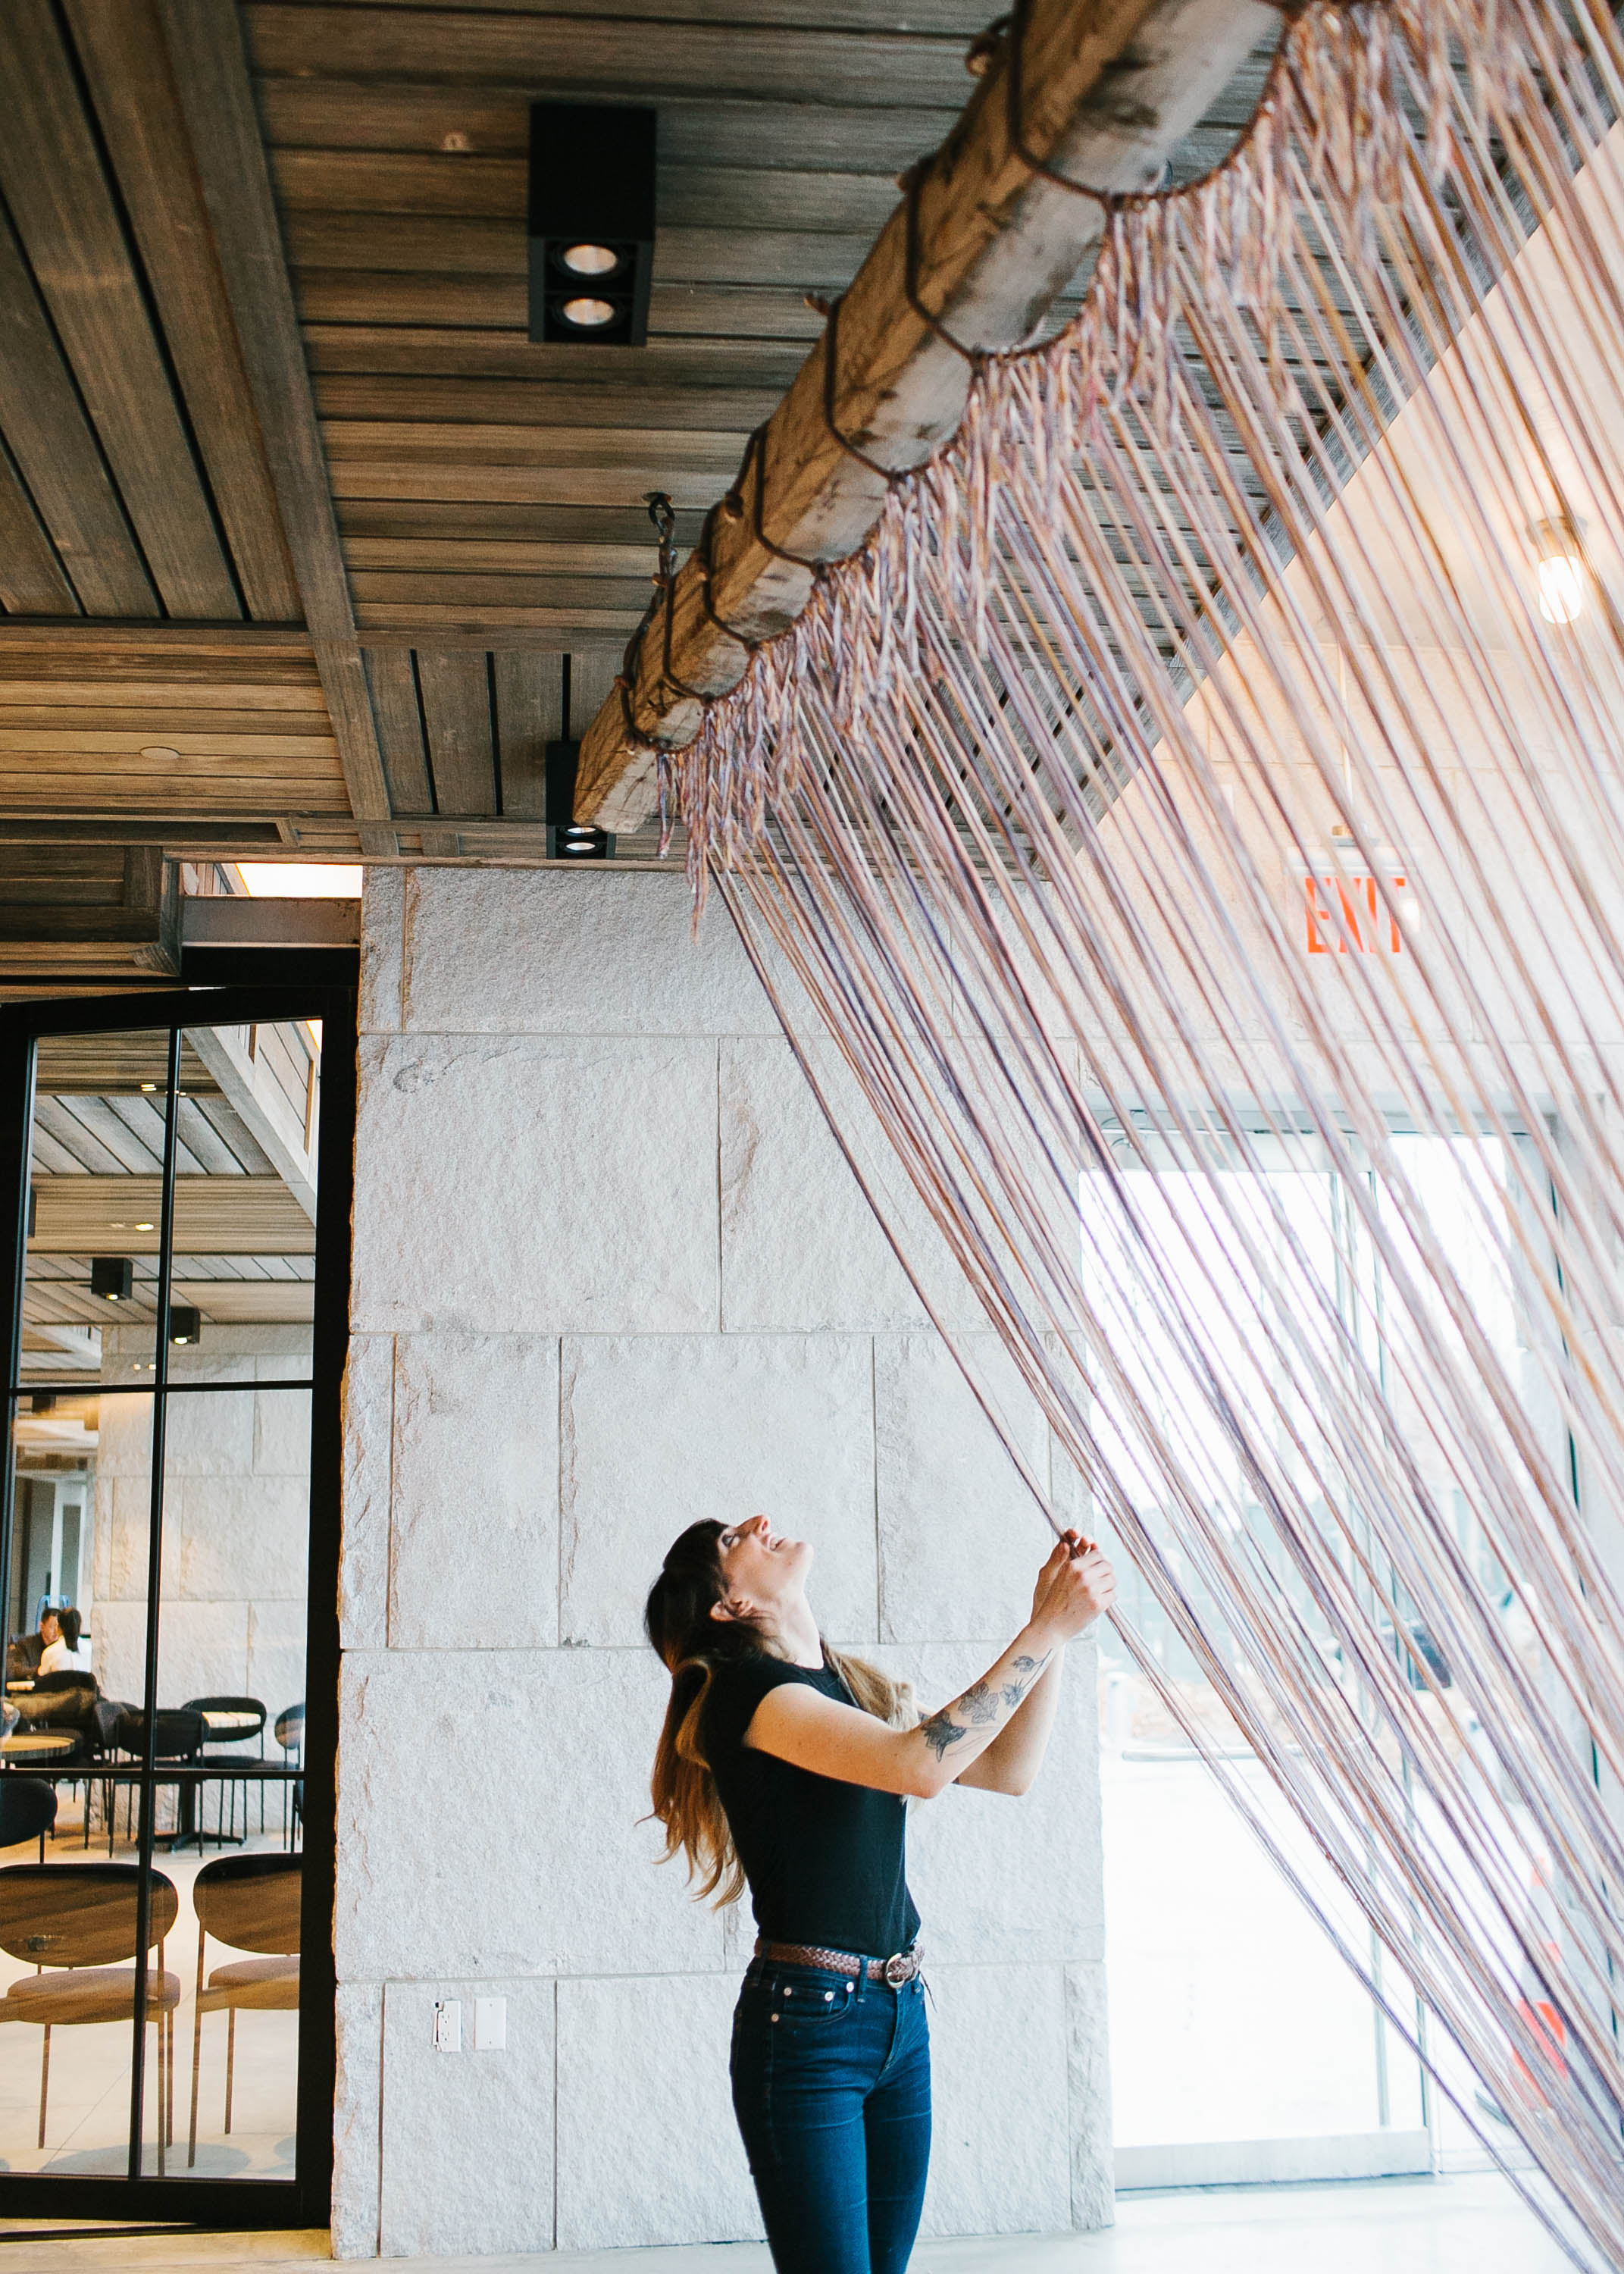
[0,972,354,2228]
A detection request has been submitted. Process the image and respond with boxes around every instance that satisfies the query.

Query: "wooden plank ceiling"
[0,0,1277,985]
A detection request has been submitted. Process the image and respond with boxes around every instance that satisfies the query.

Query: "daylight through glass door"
[2,1011,321,2185]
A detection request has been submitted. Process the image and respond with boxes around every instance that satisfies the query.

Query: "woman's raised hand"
[1031,1529,1116,1641]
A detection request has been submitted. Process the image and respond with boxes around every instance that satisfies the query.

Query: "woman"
[37,1605,89,1675]
[645,1512,1115,2274]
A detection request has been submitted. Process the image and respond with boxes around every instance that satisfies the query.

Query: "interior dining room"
[2,2,1622,2272]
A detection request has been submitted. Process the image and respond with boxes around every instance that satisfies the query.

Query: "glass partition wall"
[0,986,349,2224]
[1094,1126,1569,2188]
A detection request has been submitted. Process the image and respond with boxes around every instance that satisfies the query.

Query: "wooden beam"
[0,819,286,847]
[576,0,1280,832]
[155,0,394,849]
[0,622,309,653]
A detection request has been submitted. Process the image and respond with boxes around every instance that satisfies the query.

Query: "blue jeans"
[731,1956,931,2274]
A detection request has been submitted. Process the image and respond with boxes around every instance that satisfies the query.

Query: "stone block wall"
[335,866,1109,2257]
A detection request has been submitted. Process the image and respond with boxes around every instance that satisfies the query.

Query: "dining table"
[2,1728,78,1763]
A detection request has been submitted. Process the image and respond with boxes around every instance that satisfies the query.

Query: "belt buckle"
[883,1950,913,1987]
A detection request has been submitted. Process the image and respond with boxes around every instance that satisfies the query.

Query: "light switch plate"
[433,1999,462,2053]
[473,1995,507,2051]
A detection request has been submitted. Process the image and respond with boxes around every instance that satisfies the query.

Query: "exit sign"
[1302,858,1412,954]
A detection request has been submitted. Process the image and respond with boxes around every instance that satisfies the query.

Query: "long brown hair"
[645,1519,912,1904]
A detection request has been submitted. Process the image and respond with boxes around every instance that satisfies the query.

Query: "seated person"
[37,1605,91,1676]
[5,1630,43,1680]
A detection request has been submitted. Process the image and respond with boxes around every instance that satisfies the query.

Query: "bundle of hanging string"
[654,0,1624,2261]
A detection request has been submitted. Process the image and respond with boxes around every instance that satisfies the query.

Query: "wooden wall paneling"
[121,844,180,972]
[0,441,80,615]
[491,653,562,817]
[268,0,993,28]
[347,537,653,577]
[64,0,303,622]
[351,572,650,613]
[0,1,240,619]
[243,8,973,105]
[362,647,434,813]
[358,609,641,643]
[316,376,782,435]
[258,82,960,177]
[0,625,316,659]
[0,207,157,617]
[415,649,496,814]
[337,502,698,550]
[0,847,127,910]
[321,421,749,475]
[156,0,394,847]
[302,330,807,387]
[565,653,624,745]
[327,457,750,512]
[270,150,901,237]
[2,755,352,817]
[283,211,878,288]
[295,274,825,340]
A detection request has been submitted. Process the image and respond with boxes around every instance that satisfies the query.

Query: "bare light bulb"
[1537,550,1586,625]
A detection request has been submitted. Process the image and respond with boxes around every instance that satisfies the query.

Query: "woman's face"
[712,1514,812,1622]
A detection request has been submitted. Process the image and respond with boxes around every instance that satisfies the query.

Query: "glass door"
[0,985,350,2224]
[1090,1135,1538,2188]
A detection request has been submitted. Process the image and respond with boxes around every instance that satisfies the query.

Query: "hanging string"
[667,2,1624,2266]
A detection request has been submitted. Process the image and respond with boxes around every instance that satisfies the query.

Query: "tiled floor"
[0,2173,1572,2272]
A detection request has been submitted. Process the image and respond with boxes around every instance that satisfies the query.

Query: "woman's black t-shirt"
[702,1654,920,1959]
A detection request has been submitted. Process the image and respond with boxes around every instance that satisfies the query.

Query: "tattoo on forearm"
[921,1709,970,1759]
[920,1650,1052,1762]
[1000,1652,1052,1709]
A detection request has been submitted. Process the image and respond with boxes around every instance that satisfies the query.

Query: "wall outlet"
[473,1996,507,2051]
[433,1999,462,2053]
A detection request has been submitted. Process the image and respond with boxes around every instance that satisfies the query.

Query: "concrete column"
[333,866,1108,2256]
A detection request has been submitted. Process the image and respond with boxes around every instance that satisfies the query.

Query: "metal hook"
[644,490,679,584]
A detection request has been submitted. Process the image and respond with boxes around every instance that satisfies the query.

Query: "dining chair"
[181,1696,268,1845]
[0,1777,58,1862]
[111,1707,206,1848]
[187,1851,302,2166]
[274,1703,304,1848]
[0,1862,180,2163]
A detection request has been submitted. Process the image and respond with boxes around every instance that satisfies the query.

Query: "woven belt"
[755,1935,921,1987]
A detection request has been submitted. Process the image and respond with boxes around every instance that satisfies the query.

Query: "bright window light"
[235,863,364,897]
[1536,551,1586,625]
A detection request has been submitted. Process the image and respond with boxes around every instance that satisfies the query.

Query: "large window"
[0,986,351,2225]
[1091,1131,1561,2187]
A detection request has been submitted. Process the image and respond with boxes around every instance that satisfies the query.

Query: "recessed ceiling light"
[562,243,618,276]
[134,1221,155,1232]
[561,295,616,328]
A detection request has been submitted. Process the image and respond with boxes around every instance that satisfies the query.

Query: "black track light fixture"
[529,102,656,346]
[91,1257,133,1303]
